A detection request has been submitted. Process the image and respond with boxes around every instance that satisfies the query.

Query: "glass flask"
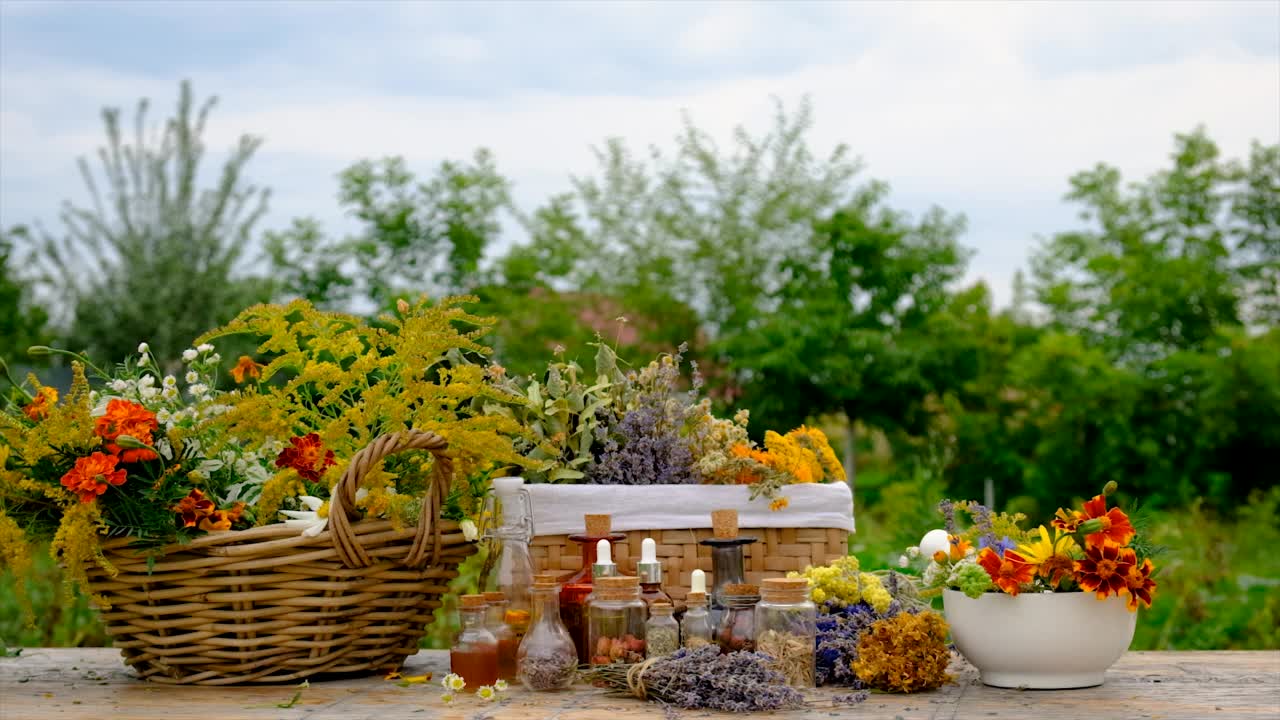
[516,577,578,691]
[754,578,817,687]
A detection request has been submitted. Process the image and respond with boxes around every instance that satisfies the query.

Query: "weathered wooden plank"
[0,649,1276,719]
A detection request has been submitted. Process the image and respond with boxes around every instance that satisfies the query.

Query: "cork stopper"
[761,577,810,602]
[584,514,612,537]
[711,509,739,539]
[460,593,487,609]
[534,572,564,584]
[685,591,707,604]
[596,575,639,589]
[482,591,506,603]
[723,582,758,596]
[650,602,674,615]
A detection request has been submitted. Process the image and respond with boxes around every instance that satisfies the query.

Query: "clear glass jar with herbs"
[754,578,817,688]
[516,576,577,692]
[587,576,647,665]
[644,602,679,658]
[680,591,714,649]
[716,583,760,654]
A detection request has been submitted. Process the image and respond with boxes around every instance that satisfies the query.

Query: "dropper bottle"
[636,537,673,613]
[680,569,713,648]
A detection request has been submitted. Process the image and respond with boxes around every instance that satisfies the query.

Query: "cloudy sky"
[2,0,1276,306]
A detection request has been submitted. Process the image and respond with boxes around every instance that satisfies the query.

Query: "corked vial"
[644,602,679,659]
[754,578,817,688]
[587,576,647,665]
[716,582,760,654]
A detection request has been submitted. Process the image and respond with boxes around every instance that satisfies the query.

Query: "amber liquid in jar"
[450,646,499,689]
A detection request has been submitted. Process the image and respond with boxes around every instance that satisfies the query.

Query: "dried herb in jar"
[756,629,816,688]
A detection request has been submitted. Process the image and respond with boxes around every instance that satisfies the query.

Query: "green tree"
[267,150,510,310]
[720,185,969,483]
[18,80,270,362]
[0,228,49,359]
[1032,128,1278,361]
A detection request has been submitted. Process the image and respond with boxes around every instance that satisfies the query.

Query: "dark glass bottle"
[699,535,757,629]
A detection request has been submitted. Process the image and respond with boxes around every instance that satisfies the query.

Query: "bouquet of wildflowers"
[487,340,847,507]
[907,483,1158,611]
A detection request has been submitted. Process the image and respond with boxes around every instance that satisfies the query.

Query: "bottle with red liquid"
[483,591,518,681]
[636,537,673,613]
[450,594,498,690]
[559,514,624,664]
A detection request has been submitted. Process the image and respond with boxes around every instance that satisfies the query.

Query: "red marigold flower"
[275,433,336,482]
[1075,543,1137,601]
[976,547,1035,596]
[60,452,127,504]
[94,399,159,463]
[174,489,216,528]
[230,355,263,384]
[1077,494,1136,548]
[1123,557,1157,610]
[23,387,58,421]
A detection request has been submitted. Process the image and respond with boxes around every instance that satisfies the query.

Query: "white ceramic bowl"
[943,589,1137,689]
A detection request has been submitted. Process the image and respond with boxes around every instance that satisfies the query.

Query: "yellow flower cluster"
[853,611,952,692]
[763,431,823,483]
[788,555,893,613]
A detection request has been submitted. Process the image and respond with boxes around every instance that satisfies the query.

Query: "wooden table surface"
[1,649,1277,720]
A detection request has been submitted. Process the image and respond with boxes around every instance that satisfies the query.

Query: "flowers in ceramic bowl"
[908,482,1158,610]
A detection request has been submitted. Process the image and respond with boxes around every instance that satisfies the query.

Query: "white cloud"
[2,1,1276,307]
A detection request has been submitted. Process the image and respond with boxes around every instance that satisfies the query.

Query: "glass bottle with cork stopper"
[559,514,625,663]
[483,476,535,639]
[644,602,679,658]
[716,582,760,654]
[482,591,518,681]
[680,569,713,648]
[450,593,498,690]
[636,537,673,613]
[698,509,757,629]
[754,577,817,688]
[516,574,577,692]
[587,576,647,665]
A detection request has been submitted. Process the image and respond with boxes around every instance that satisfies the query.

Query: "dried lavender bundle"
[580,645,805,712]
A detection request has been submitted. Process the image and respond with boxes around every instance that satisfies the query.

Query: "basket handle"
[327,429,455,569]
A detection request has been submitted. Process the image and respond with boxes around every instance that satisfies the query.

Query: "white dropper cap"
[690,569,707,594]
[592,539,617,577]
[637,537,662,584]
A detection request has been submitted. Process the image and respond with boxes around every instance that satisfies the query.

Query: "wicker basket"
[84,429,474,685]
[531,526,849,601]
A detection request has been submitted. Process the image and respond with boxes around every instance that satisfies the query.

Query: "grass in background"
[3,486,1278,652]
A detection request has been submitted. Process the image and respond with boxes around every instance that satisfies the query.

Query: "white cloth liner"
[527,482,855,536]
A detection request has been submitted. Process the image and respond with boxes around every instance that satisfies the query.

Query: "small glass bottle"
[680,591,713,649]
[516,576,578,692]
[754,578,817,688]
[716,583,760,654]
[587,576,647,665]
[450,594,498,690]
[700,510,757,629]
[560,514,625,664]
[636,537,674,613]
[645,602,679,658]
[483,591,518,681]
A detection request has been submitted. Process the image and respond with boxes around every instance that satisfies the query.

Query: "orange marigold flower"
[1051,507,1082,533]
[174,489,216,528]
[1039,553,1077,589]
[230,355,263,384]
[60,452,127,503]
[1122,557,1156,611]
[23,387,58,421]
[1078,494,1136,548]
[976,547,1035,596]
[199,510,233,532]
[275,433,336,482]
[948,534,972,561]
[1075,543,1136,601]
[95,399,159,463]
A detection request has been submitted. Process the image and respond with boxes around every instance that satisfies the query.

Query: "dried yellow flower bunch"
[853,611,952,693]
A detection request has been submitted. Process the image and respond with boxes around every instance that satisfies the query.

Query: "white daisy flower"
[188,383,208,397]
[280,495,328,537]
[161,387,178,401]
[137,342,150,354]
[443,673,466,691]
[163,375,177,388]
[138,375,155,388]
[440,693,455,705]
[182,349,198,362]
[156,409,171,424]
[207,353,222,364]
[185,371,199,384]
[494,679,508,692]
[897,555,910,568]
[109,379,130,393]
[477,685,496,701]
[139,386,159,401]
[460,519,479,542]
[197,343,214,353]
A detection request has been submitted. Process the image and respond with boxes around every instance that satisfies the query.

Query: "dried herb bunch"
[756,629,815,687]
[852,611,952,693]
[579,645,805,712]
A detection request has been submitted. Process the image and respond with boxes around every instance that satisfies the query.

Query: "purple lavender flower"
[968,503,999,549]
[937,499,957,535]
[814,599,903,687]
[585,645,804,712]
[979,534,1016,555]
[588,404,697,485]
